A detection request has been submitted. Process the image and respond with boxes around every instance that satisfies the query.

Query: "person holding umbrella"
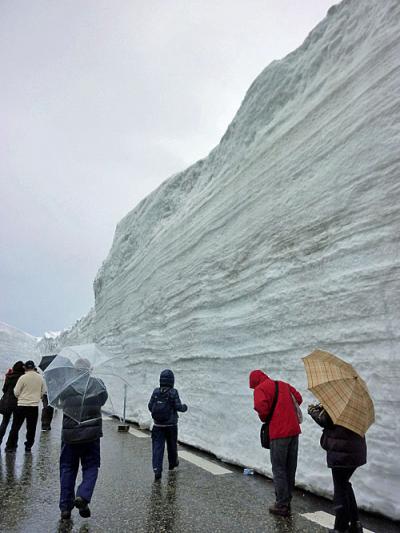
[303,349,374,533]
[38,355,57,431]
[45,356,108,520]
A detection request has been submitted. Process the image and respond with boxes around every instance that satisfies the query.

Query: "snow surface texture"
[0,321,38,373]
[17,0,400,520]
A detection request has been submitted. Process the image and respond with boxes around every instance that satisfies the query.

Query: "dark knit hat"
[24,360,36,370]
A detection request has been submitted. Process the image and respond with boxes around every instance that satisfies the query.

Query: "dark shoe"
[328,529,349,533]
[60,510,71,520]
[349,522,363,533]
[169,460,179,470]
[74,497,91,518]
[154,472,162,481]
[25,447,32,453]
[5,448,16,454]
[269,503,290,517]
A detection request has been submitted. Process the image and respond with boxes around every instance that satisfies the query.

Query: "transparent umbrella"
[44,344,129,423]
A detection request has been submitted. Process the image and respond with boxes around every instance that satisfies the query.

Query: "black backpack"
[151,389,173,424]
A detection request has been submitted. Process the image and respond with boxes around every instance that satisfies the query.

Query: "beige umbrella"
[302,349,375,437]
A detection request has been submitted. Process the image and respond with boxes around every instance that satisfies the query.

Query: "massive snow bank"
[0,321,38,372]
[45,0,400,519]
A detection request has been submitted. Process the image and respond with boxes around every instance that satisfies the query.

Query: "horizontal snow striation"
[58,0,400,519]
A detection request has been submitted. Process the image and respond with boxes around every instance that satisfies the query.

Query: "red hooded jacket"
[249,370,302,440]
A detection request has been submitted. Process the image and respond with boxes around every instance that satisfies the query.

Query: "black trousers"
[270,436,299,506]
[6,406,39,450]
[41,394,54,429]
[0,411,12,444]
[332,467,360,531]
[151,425,178,474]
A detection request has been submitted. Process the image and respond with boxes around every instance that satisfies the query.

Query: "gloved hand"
[307,403,322,415]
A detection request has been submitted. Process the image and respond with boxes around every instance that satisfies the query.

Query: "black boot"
[74,496,91,518]
[349,521,363,533]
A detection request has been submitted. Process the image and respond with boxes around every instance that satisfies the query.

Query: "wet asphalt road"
[0,413,398,533]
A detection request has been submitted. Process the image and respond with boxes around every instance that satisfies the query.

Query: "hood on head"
[160,369,174,388]
[249,370,268,389]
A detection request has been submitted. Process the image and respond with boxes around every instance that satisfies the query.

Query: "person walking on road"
[5,360,45,453]
[148,369,187,481]
[0,361,25,446]
[58,358,108,521]
[308,403,365,533]
[249,369,302,517]
[41,392,54,431]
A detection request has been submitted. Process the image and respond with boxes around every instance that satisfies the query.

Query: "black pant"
[151,425,178,474]
[6,406,39,450]
[270,436,299,506]
[41,394,54,429]
[332,467,360,531]
[0,411,12,444]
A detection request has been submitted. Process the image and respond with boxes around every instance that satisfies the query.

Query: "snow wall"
[0,322,38,373]
[39,0,400,520]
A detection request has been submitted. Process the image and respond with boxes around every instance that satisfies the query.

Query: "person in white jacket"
[5,360,45,453]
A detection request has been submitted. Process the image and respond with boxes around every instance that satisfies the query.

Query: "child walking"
[148,369,187,480]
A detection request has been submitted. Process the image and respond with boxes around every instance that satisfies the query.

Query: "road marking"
[178,450,232,475]
[301,511,374,533]
[102,416,113,421]
[128,427,150,438]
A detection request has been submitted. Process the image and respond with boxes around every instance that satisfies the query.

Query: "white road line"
[128,427,150,438]
[301,511,374,533]
[102,416,113,421]
[178,450,232,475]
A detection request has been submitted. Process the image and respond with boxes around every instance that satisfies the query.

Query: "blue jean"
[151,425,178,474]
[270,436,299,506]
[59,439,101,511]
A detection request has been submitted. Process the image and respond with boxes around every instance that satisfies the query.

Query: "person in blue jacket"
[148,369,187,480]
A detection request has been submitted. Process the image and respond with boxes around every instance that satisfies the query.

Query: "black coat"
[1,371,24,413]
[309,405,367,469]
[148,387,187,426]
[61,377,108,444]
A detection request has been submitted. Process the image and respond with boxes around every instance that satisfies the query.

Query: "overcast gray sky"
[0,0,335,336]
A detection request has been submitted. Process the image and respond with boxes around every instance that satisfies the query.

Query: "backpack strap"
[265,381,279,424]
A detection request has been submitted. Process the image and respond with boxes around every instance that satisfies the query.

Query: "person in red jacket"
[249,369,302,517]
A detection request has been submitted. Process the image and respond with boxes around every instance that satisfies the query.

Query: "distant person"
[249,370,302,517]
[148,369,187,481]
[5,360,45,453]
[308,403,365,533]
[41,393,54,431]
[58,358,108,521]
[0,361,25,447]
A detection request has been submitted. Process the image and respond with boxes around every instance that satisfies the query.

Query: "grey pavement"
[0,413,398,533]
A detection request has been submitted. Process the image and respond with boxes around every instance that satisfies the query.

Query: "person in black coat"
[308,404,366,533]
[148,369,187,481]
[58,358,108,521]
[0,361,25,446]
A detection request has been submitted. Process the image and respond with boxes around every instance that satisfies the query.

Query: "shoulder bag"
[260,381,279,449]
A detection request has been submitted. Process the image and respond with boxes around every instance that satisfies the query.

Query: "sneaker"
[74,496,91,518]
[42,427,51,432]
[269,502,290,517]
[60,510,71,520]
[154,472,162,481]
[169,460,179,470]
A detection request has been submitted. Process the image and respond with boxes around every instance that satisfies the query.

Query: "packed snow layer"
[0,321,38,373]
[42,0,400,520]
